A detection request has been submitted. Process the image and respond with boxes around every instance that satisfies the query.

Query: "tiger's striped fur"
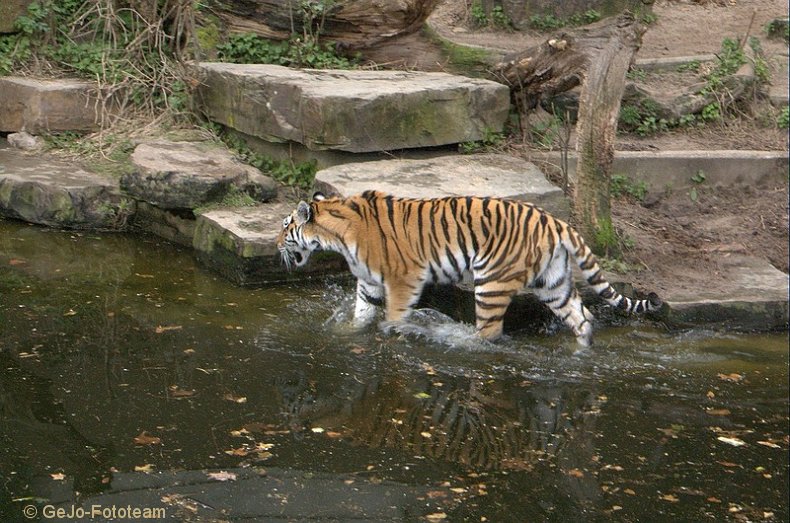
[276,190,662,346]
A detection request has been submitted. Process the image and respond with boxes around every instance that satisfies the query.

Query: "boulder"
[0,76,111,133]
[121,140,277,210]
[193,203,346,285]
[192,63,510,153]
[0,142,134,229]
[314,153,570,219]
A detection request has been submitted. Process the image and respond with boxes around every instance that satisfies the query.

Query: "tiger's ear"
[312,191,326,202]
[295,201,312,226]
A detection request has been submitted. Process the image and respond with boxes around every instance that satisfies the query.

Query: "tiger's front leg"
[473,281,520,341]
[354,279,384,326]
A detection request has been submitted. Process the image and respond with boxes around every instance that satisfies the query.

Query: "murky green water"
[1,219,787,522]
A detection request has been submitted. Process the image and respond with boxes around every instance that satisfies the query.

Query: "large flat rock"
[662,255,789,331]
[193,203,346,285]
[0,76,110,133]
[192,63,510,153]
[121,140,277,210]
[315,153,570,219]
[0,142,134,229]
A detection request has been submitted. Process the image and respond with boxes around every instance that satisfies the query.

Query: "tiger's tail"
[562,227,663,314]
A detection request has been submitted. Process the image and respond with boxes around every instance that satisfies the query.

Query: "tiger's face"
[276,200,320,270]
[277,201,315,270]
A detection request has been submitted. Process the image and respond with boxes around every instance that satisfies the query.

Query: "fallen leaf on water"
[757,441,781,448]
[64,309,77,316]
[206,471,236,482]
[311,427,325,434]
[223,394,247,404]
[256,443,275,451]
[717,436,747,447]
[660,494,680,503]
[567,469,585,478]
[707,496,722,503]
[426,513,447,521]
[325,431,343,438]
[9,258,26,266]
[135,273,155,278]
[168,386,195,398]
[134,464,154,473]
[624,489,636,496]
[602,464,624,472]
[706,390,716,399]
[50,473,66,481]
[350,345,367,354]
[426,490,447,499]
[414,392,431,399]
[420,431,432,439]
[717,373,744,383]
[225,447,250,457]
[155,325,182,334]
[134,431,161,445]
[705,408,731,416]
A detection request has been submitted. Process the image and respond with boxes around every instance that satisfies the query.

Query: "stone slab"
[0,142,135,229]
[45,467,459,522]
[121,140,277,210]
[529,150,789,191]
[0,76,110,133]
[192,62,510,153]
[192,203,346,285]
[662,255,789,331]
[314,153,570,219]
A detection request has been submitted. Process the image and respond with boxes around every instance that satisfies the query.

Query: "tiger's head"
[276,192,330,270]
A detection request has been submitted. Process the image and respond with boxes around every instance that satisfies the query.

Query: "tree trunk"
[495,13,644,254]
[209,0,440,50]
[573,13,644,254]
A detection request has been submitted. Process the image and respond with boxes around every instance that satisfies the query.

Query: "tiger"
[276,190,662,346]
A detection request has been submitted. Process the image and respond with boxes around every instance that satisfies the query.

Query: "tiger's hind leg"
[533,251,595,346]
[384,279,424,323]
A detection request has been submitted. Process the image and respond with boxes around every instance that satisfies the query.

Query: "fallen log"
[208,0,439,50]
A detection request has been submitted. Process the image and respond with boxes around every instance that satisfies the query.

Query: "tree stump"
[495,13,645,253]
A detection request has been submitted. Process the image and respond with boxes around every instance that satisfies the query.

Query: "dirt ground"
[429,0,789,297]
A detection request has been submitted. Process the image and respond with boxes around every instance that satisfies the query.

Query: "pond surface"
[1,219,787,522]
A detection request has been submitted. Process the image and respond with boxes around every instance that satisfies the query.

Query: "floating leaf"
[660,494,680,503]
[717,436,747,447]
[705,408,731,416]
[223,394,247,404]
[206,471,236,482]
[717,373,744,383]
[133,431,161,446]
[9,258,27,266]
[426,513,447,521]
[567,469,585,478]
[311,427,325,433]
[168,386,195,398]
[414,392,431,399]
[50,473,66,481]
[757,441,781,449]
[420,431,432,439]
[134,464,154,472]
[155,325,182,334]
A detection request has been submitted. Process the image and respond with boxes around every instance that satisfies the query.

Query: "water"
[1,219,787,522]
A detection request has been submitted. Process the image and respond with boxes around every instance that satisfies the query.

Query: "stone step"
[661,255,789,331]
[0,76,111,133]
[0,142,134,229]
[314,153,570,219]
[122,140,277,210]
[529,149,789,191]
[192,63,510,153]
[192,203,347,285]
